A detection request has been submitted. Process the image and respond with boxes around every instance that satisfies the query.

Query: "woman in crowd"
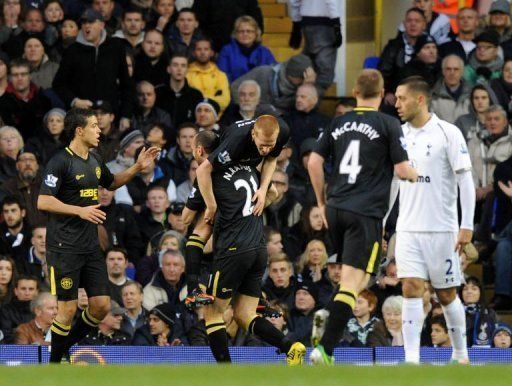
[26,107,65,165]
[147,0,177,37]
[296,239,328,283]
[0,125,23,183]
[367,295,404,347]
[0,255,17,307]
[0,0,24,46]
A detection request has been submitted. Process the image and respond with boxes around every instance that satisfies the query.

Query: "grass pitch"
[0,364,511,386]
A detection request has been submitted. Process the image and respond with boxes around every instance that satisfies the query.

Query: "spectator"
[231,53,317,113]
[0,195,31,261]
[0,0,24,47]
[334,97,356,117]
[317,253,342,307]
[430,315,451,348]
[367,295,404,347]
[159,122,197,186]
[455,84,497,141]
[490,58,512,119]
[262,252,296,310]
[23,36,58,90]
[342,289,379,347]
[43,1,64,30]
[93,100,120,163]
[0,59,51,140]
[147,0,176,38]
[54,18,78,61]
[431,54,471,124]
[0,148,45,227]
[485,0,512,43]
[285,83,329,155]
[264,227,284,257]
[105,247,130,306]
[492,323,512,348]
[107,129,145,174]
[133,302,184,346]
[52,9,134,130]
[220,80,263,126]
[405,0,451,45]
[92,0,120,36]
[0,126,24,183]
[0,52,8,97]
[379,7,427,99]
[195,98,221,133]
[0,255,17,307]
[137,184,170,249]
[130,81,172,137]
[156,54,203,129]
[287,137,318,208]
[287,281,318,347]
[162,201,187,238]
[464,31,503,87]
[146,124,168,153]
[187,38,230,114]
[370,259,402,315]
[0,275,38,343]
[288,0,342,91]
[133,29,169,88]
[25,107,65,165]
[296,239,328,284]
[14,291,56,344]
[80,302,131,345]
[120,281,147,338]
[176,158,197,203]
[217,15,275,83]
[143,248,186,312]
[113,6,145,56]
[167,7,202,60]
[17,225,47,287]
[461,276,497,347]
[400,34,441,87]
[439,7,478,61]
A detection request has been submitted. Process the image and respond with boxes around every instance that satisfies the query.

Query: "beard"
[21,170,37,181]
[7,217,22,229]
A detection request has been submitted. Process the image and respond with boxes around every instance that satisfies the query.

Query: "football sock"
[65,308,101,349]
[49,320,71,363]
[402,297,425,364]
[441,297,469,361]
[206,319,231,363]
[319,286,357,357]
[185,234,206,291]
[248,316,292,354]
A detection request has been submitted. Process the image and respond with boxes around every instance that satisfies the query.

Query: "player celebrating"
[394,76,475,364]
[37,108,159,363]
[307,69,418,364]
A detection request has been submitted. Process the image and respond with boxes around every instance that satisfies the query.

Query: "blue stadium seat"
[363,56,381,69]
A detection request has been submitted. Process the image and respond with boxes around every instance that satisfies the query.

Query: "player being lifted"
[394,76,475,364]
[307,69,418,364]
[195,115,306,364]
[37,108,159,363]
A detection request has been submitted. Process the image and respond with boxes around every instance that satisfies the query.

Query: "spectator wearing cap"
[0,58,51,140]
[438,7,478,61]
[80,301,132,345]
[492,323,512,348]
[316,253,342,307]
[287,281,318,347]
[262,252,297,311]
[217,15,275,83]
[400,34,441,87]
[167,7,202,61]
[195,98,221,133]
[26,107,65,165]
[133,29,169,89]
[113,6,146,57]
[93,100,120,163]
[92,0,120,36]
[52,8,135,131]
[220,80,267,127]
[284,83,329,157]
[130,81,173,139]
[120,281,147,338]
[0,147,45,227]
[23,36,58,90]
[107,129,146,174]
[431,54,471,123]
[485,0,512,43]
[156,54,203,128]
[164,201,186,237]
[14,292,57,345]
[159,122,198,186]
[187,37,231,114]
[0,52,9,97]
[231,53,317,113]
[464,31,503,87]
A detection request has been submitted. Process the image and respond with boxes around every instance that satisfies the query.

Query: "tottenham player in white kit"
[394,77,476,364]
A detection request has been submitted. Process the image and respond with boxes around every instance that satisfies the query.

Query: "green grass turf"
[1,364,512,386]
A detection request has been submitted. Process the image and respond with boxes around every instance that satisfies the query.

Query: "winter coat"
[0,299,33,343]
[159,145,192,186]
[133,52,170,89]
[155,80,204,129]
[30,55,59,90]
[430,78,471,124]
[186,61,231,113]
[142,270,187,311]
[463,51,503,87]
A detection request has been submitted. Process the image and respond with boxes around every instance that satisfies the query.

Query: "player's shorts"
[207,247,267,300]
[395,231,461,289]
[46,250,109,301]
[326,207,382,275]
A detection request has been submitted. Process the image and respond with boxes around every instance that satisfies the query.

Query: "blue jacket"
[217,39,276,82]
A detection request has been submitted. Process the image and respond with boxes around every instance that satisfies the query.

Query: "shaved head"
[253,115,279,137]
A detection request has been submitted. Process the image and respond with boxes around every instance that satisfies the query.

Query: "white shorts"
[395,231,461,289]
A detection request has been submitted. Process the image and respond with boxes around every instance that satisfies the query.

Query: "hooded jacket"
[186,61,231,113]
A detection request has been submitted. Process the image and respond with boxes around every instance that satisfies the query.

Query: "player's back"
[316,107,408,219]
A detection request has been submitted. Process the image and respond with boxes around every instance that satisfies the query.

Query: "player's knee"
[436,288,457,306]
[88,297,111,319]
[58,302,78,324]
[402,279,424,298]
[233,310,253,331]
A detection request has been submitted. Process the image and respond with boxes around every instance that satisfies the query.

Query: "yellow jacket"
[186,62,231,113]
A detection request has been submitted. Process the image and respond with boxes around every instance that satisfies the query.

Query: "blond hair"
[297,239,328,273]
[354,69,384,99]
[233,15,262,43]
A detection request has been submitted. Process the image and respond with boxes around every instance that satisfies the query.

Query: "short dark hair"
[177,7,196,19]
[64,108,96,142]
[31,223,46,235]
[398,76,431,102]
[193,37,213,51]
[336,97,356,109]
[406,7,426,20]
[1,195,24,211]
[122,280,143,294]
[122,5,145,20]
[177,122,199,134]
[9,58,31,72]
[146,183,167,199]
[15,274,39,288]
[169,53,189,65]
[105,246,128,261]
[430,315,448,332]
[195,130,218,154]
[263,226,280,242]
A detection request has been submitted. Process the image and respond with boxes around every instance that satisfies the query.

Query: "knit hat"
[0,51,9,66]
[474,31,500,47]
[43,108,66,125]
[81,8,104,23]
[149,303,175,327]
[490,0,510,14]
[285,54,313,79]
[295,281,318,303]
[414,34,436,54]
[327,254,339,264]
[493,323,512,338]
[119,130,144,152]
[196,98,220,120]
[92,100,114,114]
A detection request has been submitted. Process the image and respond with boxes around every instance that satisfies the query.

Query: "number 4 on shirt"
[339,140,362,184]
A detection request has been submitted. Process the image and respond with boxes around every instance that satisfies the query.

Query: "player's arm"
[108,147,160,190]
[253,156,278,215]
[37,195,106,224]
[196,159,217,224]
[455,170,476,252]
[394,161,418,182]
[307,152,328,228]
[182,207,197,227]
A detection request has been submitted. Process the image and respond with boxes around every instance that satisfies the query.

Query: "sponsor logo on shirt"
[75,174,85,180]
[417,175,431,183]
[218,151,232,165]
[44,174,58,188]
[189,187,197,198]
[460,143,468,154]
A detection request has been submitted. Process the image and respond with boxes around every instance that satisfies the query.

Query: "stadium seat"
[363,56,380,69]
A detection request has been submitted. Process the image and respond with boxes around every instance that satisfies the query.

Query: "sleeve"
[456,170,476,230]
[39,153,66,196]
[326,0,341,19]
[313,122,333,159]
[207,125,244,169]
[446,126,472,173]
[99,158,115,189]
[387,120,409,165]
[287,0,302,22]
[14,325,29,345]
[185,180,206,211]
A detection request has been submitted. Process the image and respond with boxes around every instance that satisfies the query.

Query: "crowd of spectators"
[0,0,511,351]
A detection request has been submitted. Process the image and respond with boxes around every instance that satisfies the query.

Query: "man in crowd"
[160,123,198,186]
[0,195,32,261]
[113,6,145,55]
[195,98,221,133]
[439,7,478,60]
[130,81,172,136]
[262,252,296,310]
[15,292,57,345]
[120,281,147,338]
[220,80,262,126]
[106,247,130,306]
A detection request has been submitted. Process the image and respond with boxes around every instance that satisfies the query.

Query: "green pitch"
[1,365,512,386]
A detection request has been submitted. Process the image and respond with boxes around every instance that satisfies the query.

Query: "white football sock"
[402,298,425,364]
[441,296,469,361]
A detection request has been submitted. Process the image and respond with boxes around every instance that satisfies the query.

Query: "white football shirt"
[396,114,472,232]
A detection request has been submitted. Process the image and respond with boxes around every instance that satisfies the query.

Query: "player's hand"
[318,204,328,229]
[303,67,317,84]
[136,146,160,171]
[252,188,267,216]
[498,180,512,198]
[73,99,93,109]
[455,229,473,254]
[78,204,106,224]
[204,204,217,225]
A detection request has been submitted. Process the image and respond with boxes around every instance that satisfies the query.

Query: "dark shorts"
[46,249,109,301]
[326,207,382,275]
[207,247,267,300]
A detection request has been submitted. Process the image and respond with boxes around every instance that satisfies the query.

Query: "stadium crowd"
[0,0,511,352]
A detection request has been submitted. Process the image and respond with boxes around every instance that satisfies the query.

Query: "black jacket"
[26,130,65,166]
[130,106,174,142]
[262,276,297,311]
[133,52,170,89]
[284,109,330,156]
[287,307,315,347]
[378,34,407,92]
[136,209,168,251]
[0,299,33,343]
[159,146,192,186]
[80,329,132,346]
[155,80,203,128]
[0,222,32,263]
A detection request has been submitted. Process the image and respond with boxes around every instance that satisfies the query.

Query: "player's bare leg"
[436,287,469,364]
[401,277,426,364]
[203,297,232,362]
